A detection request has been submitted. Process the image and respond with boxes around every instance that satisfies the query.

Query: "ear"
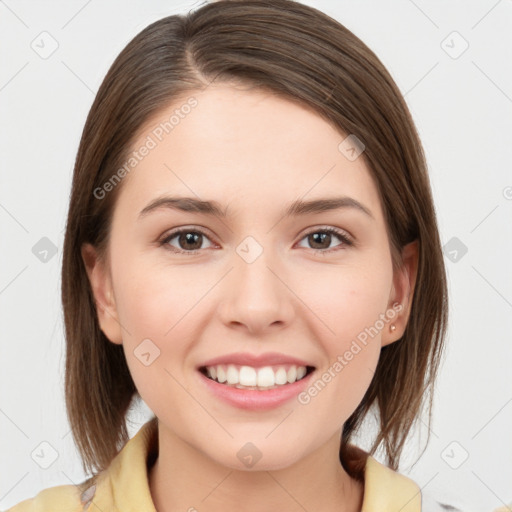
[381,240,419,347]
[81,243,123,345]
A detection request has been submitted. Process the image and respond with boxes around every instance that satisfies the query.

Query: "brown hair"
[62,0,448,482]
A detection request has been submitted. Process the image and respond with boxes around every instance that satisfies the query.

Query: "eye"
[160,228,215,254]
[159,226,353,255]
[296,227,353,253]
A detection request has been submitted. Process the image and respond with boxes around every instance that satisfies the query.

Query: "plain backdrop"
[1,1,511,511]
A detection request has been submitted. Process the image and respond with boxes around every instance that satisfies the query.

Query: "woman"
[8,0,448,510]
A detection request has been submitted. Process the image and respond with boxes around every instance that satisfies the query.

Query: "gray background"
[1,1,511,510]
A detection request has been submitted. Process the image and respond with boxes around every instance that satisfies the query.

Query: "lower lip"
[198,370,315,411]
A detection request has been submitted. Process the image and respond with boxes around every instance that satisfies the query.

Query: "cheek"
[296,258,393,346]
[299,288,384,425]
[295,261,391,411]
[113,276,195,418]
[109,256,200,395]
[112,254,209,341]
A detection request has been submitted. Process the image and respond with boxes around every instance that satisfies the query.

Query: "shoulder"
[365,455,421,491]
[363,456,421,511]
[5,482,91,512]
[342,443,422,511]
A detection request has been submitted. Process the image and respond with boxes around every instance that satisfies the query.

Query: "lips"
[197,353,316,412]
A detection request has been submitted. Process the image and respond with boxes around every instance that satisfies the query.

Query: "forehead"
[114,83,383,222]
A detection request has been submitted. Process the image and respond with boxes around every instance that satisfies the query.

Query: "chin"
[204,437,309,472]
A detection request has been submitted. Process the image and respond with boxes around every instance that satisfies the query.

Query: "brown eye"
[297,228,353,252]
[161,229,214,253]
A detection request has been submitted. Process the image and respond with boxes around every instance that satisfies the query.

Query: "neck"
[148,422,364,512]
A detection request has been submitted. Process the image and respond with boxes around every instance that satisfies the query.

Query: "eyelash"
[159,226,354,255]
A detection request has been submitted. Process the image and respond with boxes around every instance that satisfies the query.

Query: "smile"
[200,364,314,390]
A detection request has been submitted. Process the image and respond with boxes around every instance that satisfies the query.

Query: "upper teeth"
[205,364,308,389]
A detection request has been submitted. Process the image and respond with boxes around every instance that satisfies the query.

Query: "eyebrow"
[138,195,374,220]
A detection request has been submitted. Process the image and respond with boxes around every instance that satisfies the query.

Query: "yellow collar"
[87,418,421,512]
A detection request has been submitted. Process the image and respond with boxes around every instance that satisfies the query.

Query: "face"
[83,83,416,471]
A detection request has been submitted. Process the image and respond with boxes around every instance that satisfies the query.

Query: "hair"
[62,0,448,484]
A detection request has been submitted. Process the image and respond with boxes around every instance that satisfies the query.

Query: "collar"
[87,418,421,512]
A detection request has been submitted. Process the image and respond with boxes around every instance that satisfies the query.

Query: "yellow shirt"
[6,419,421,511]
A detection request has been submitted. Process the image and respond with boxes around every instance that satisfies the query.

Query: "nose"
[217,246,295,335]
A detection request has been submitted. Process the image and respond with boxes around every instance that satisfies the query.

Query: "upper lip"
[199,352,315,369]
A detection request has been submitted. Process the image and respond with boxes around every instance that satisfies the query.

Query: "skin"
[82,82,418,512]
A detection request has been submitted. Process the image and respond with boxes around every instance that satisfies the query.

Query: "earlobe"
[81,243,123,345]
[381,240,419,347]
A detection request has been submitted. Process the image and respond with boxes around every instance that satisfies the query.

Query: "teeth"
[226,365,239,385]
[217,366,227,383]
[257,366,275,387]
[239,366,257,386]
[204,364,310,389]
[275,367,287,385]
